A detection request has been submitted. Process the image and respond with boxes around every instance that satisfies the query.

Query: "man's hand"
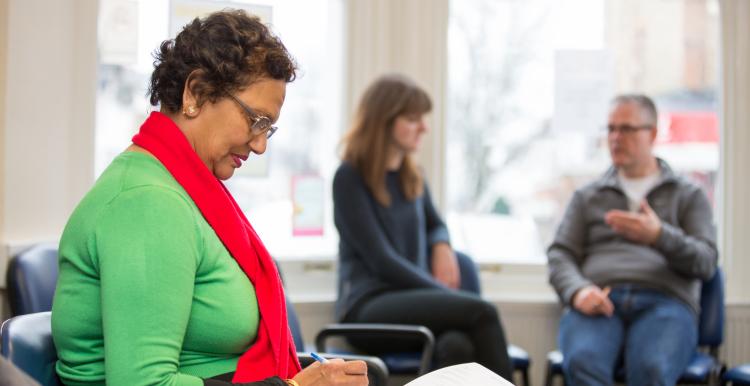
[605,200,662,245]
[572,285,614,317]
[431,242,460,289]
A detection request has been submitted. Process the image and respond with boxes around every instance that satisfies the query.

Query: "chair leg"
[520,368,530,386]
[544,363,566,386]
[711,364,727,386]
[544,363,553,386]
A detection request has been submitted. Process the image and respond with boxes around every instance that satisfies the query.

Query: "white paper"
[404,363,514,386]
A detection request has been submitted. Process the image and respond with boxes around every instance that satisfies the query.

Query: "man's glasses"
[228,94,278,139]
[606,124,653,135]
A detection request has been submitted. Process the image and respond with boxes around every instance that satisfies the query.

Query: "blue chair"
[316,252,531,386]
[286,294,307,351]
[1,312,61,386]
[7,243,59,316]
[723,364,750,385]
[315,323,436,375]
[545,269,726,386]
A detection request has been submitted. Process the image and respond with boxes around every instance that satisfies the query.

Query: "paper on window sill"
[404,362,513,386]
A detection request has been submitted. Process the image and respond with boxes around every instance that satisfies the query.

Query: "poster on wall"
[291,175,325,237]
[170,0,273,38]
[99,0,139,65]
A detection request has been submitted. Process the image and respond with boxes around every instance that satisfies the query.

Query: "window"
[446,0,720,264]
[96,0,344,260]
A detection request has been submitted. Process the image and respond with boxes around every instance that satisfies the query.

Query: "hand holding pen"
[310,352,329,363]
[285,352,367,386]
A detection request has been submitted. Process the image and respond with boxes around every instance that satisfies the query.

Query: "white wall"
[1,0,98,271]
[719,0,750,305]
[345,0,449,207]
[0,0,7,316]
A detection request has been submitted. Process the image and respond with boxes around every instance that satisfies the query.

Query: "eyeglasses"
[228,94,278,139]
[606,124,653,135]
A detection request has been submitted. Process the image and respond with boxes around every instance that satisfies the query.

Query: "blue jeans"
[559,286,698,386]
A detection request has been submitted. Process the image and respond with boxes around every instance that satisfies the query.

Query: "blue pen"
[310,352,328,363]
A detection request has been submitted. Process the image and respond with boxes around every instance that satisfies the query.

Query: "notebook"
[404,362,514,386]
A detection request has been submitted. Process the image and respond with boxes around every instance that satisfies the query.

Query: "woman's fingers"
[298,359,367,386]
[342,360,367,375]
[326,360,368,386]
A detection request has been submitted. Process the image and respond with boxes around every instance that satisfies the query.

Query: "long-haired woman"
[333,74,513,379]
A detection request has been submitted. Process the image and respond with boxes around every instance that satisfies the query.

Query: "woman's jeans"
[559,286,698,386]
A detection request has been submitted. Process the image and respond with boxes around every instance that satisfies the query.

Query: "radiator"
[722,305,750,367]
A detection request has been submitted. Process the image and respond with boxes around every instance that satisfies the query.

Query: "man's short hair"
[612,94,658,126]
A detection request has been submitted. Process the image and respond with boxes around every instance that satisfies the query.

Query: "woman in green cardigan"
[51,10,366,386]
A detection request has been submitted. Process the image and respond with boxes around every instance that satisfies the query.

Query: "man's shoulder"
[666,173,703,193]
[657,158,704,191]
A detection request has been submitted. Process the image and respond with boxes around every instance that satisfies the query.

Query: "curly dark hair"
[148,9,297,113]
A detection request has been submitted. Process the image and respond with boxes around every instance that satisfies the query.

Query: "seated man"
[547,94,718,386]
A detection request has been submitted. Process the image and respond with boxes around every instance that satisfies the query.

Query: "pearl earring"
[183,105,197,117]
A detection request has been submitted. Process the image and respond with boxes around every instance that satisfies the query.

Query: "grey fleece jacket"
[547,159,718,314]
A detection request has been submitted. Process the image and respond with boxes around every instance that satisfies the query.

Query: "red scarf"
[132,111,301,382]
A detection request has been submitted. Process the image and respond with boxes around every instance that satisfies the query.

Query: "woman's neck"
[386,147,405,171]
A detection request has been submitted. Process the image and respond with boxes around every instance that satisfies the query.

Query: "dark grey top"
[333,162,450,320]
[547,159,718,314]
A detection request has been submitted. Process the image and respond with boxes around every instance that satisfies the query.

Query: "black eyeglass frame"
[606,123,654,135]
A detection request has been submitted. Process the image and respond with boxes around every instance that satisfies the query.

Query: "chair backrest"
[285,295,306,350]
[698,268,724,348]
[7,244,59,316]
[285,287,391,386]
[275,259,306,350]
[456,251,481,295]
[0,312,61,386]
